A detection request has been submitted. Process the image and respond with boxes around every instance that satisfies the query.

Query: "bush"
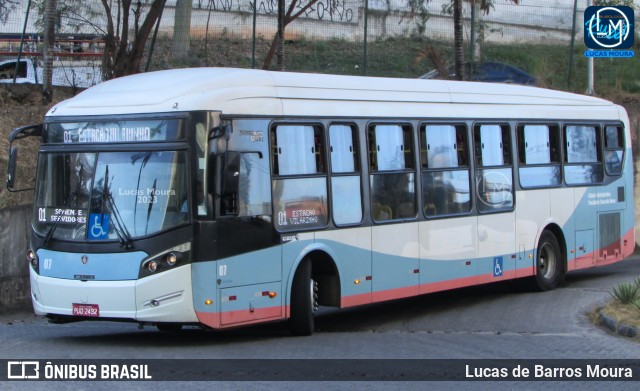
[609,282,640,304]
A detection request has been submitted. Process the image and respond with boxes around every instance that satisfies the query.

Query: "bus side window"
[564,125,603,185]
[274,125,318,175]
[237,152,271,217]
[271,124,328,231]
[329,124,362,226]
[604,125,624,176]
[517,124,561,188]
[474,124,513,213]
[368,124,416,222]
[421,124,471,217]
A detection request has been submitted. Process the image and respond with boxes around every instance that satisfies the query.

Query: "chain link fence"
[0,0,638,93]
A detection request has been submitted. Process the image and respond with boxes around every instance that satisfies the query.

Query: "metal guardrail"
[0,38,104,58]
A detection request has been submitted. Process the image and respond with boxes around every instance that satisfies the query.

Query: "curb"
[598,309,639,340]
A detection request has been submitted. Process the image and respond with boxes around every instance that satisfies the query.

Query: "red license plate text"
[72,303,100,317]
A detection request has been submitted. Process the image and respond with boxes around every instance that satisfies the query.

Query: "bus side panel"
[191,246,282,329]
[419,217,478,293]
[617,107,636,257]
[371,224,419,302]
[191,261,222,328]
[595,176,633,265]
[623,144,636,257]
[573,187,597,267]
[558,187,580,271]
[219,281,282,326]
[282,232,314,318]
[477,211,516,282]
[515,189,550,278]
[567,178,633,270]
[314,227,372,308]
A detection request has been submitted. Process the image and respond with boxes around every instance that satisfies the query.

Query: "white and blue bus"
[6,68,635,335]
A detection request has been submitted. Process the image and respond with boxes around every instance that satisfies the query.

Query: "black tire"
[288,258,316,336]
[532,231,564,291]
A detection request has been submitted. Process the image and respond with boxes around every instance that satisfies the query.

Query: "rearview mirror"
[222,151,241,196]
[6,147,17,190]
[6,124,42,192]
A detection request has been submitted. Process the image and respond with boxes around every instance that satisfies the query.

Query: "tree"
[446,0,519,81]
[453,0,463,80]
[261,0,320,70]
[101,0,166,79]
[42,0,57,101]
[0,0,19,23]
[33,0,166,80]
[171,0,192,59]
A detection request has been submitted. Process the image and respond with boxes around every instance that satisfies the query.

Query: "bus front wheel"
[289,258,318,336]
[532,231,564,291]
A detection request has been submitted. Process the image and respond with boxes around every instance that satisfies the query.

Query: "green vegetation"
[609,282,640,305]
[1,35,639,210]
[601,278,640,334]
[148,35,640,96]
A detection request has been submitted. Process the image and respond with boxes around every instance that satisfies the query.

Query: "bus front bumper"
[30,264,199,324]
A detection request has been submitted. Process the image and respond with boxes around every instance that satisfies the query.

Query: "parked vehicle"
[419,61,537,85]
[0,58,102,88]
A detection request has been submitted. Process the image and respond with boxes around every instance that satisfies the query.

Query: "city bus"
[6,68,635,335]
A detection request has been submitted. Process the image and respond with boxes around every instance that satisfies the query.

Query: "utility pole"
[585,0,594,95]
[42,0,57,102]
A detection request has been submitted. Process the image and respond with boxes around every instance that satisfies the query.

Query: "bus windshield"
[34,150,190,242]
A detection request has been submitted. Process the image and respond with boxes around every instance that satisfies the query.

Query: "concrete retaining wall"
[0,205,31,312]
[3,0,585,44]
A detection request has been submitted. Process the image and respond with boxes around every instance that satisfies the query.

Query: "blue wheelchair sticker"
[88,214,110,240]
[493,257,503,277]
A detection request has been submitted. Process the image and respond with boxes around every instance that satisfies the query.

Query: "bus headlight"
[26,249,38,269]
[139,243,191,278]
[166,252,182,266]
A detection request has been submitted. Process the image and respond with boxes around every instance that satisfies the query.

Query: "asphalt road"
[1,255,639,390]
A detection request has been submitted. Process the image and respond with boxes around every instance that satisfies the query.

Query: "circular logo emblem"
[585,6,634,49]
[81,255,88,264]
[476,170,513,209]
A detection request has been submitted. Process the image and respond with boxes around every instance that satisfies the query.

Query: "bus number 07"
[43,258,52,270]
[219,265,227,277]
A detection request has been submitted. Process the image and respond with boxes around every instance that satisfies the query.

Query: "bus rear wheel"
[532,231,564,291]
[289,258,318,336]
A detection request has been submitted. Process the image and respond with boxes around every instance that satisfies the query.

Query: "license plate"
[72,303,100,317]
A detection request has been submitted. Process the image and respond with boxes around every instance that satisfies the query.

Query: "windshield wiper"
[145,178,157,235]
[43,191,77,245]
[132,152,152,226]
[101,165,134,250]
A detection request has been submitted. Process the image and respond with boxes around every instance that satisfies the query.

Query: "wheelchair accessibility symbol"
[88,213,110,240]
[493,256,503,277]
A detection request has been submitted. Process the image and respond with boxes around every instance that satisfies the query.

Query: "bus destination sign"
[36,207,88,225]
[63,126,152,144]
[45,119,183,144]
